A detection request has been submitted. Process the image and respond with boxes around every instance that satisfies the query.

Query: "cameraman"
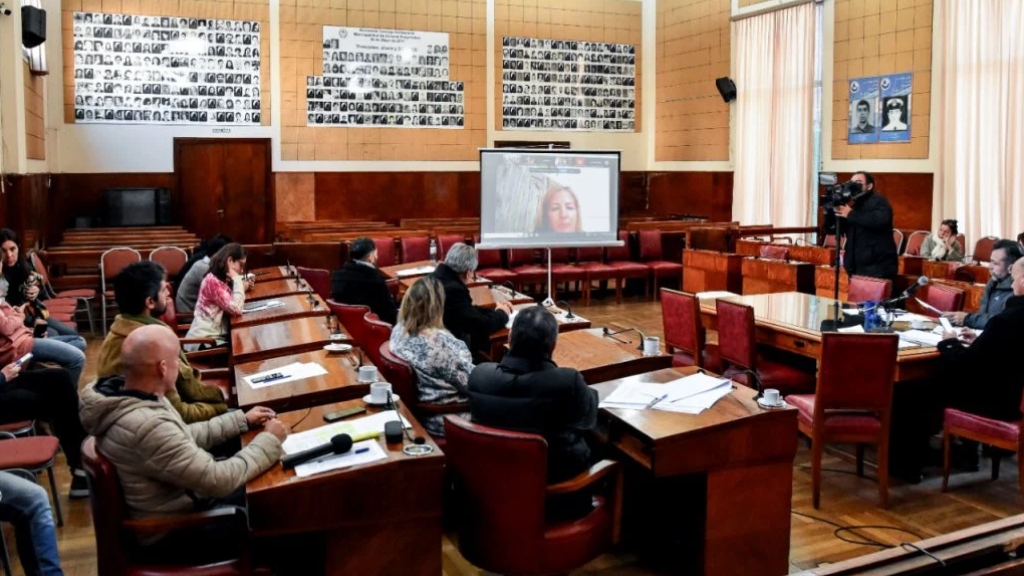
[825,171,899,281]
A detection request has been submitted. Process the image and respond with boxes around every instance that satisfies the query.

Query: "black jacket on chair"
[330,261,398,325]
[826,191,899,281]
[938,295,1024,421]
[431,263,508,353]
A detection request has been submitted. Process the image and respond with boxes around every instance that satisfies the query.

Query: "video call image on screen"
[480,150,620,247]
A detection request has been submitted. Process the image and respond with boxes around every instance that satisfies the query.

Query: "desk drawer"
[760,330,819,358]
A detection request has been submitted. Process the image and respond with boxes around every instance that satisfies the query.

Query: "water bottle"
[429,238,437,264]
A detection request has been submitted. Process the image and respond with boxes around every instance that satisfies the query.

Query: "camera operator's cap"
[886,98,904,110]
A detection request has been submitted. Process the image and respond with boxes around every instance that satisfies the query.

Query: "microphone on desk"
[880,276,929,308]
[730,369,765,401]
[556,300,575,319]
[385,391,423,445]
[281,434,353,470]
[602,326,646,351]
[501,281,517,296]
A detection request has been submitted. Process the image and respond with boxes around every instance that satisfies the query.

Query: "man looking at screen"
[431,243,512,357]
[534,184,582,233]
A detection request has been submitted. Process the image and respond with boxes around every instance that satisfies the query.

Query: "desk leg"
[323,517,441,576]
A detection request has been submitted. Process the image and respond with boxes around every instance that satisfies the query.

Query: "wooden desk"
[250,266,290,283]
[698,292,940,382]
[787,244,835,266]
[231,294,330,329]
[814,265,849,300]
[740,257,815,295]
[682,250,743,294]
[735,239,767,257]
[233,349,371,411]
[593,367,797,576]
[232,316,351,364]
[485,304,592,362]
[922,260,961,280]
[246,277,307,301]
[552,328,672,384]
[469,285,534,308]
[954,264,990,284]
[380,260,436,280]
[898,255,924,276]
[244,401,443,576]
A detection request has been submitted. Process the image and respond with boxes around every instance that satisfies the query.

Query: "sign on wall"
[848,73,912,144]
[71,12,262,125]
[306,27,465,128]
[879,73,912,143]
[501,36,636,132]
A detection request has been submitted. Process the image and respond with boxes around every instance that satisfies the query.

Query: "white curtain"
[732,3,817,228]
[934,0,1024,242]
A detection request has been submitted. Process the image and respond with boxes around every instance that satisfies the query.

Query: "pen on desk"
[645,394,667,409]
[253,372,286,384]
[354,447,370,455]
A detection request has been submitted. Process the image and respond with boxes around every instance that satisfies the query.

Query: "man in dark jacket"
[944,239,1022,329]
[430,243,511,354]
[829,171,899,281]
[330,238,399,325]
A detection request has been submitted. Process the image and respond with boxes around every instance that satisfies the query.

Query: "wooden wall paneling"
[816,173,933,235]
[313,172,482,223]
[646,172,734,222]
[3,174,51,249]
[23,62,45,160]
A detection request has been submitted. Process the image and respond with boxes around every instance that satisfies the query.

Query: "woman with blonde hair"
[389,276,472,436]
[534,183,582,233]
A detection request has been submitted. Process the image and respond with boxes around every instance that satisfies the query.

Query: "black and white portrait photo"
[881,96,909,132]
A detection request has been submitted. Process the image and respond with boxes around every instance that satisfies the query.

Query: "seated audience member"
[175,233,232,314]
[0,300,86,386]
[920,219,964,262]
[468,306,598,518]
[80,325,285,549]
[0,470,66,575]
[0,228,81,338]
[431,243,512,354]
[389,276,472,436]
[184,243,247,351]
[330,237,399,325]
[99,261,228,423]
[0,365,89,498]
[944,239,1022,329]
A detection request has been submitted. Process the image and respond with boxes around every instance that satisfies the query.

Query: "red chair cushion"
[944,408,1021,444]
[645,261,683,277]
[0,421,34,434]
[606,262,650,277]
[788,395,882,436]
[670,345,722,373]
[540,496,612,575]
[55,289,97,299]
[551,264,585,281]
[512,265,549,283]
[579,263,616,280]
[0,436,60,469]
[477,268,518,283]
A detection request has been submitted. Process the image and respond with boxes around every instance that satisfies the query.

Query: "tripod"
[819,214,845,332]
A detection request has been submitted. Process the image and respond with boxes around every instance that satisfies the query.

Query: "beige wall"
[23,62,45,161]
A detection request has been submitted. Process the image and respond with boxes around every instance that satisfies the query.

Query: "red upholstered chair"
[437,234,468,260]
[327,301,372,349]
[971,236,1000,264]
[715,300,815,396]
[606,231,650,299]
[847,275,892,303]
[508,249,548,291]
[361,316,394,368]
[638,230,682,299]
[916,284,965,317]
[30,251,97,334]
[400,236,430,263]
[942,395,1024,494]
[443,416,622,576]
[787,333,899,509]
[295,266,331,301]
[903,230,929,256]
[661,289,719,372]
[474,244,517,285]
[101,247,143,332]
[822,235,838,248]
[549,248,585,295]
[369,237,398,267]
[759,245,790,260]
[149,246,189,278]
[576,246,617,305]
[0,432,63,526]
[81,438,264,576]
[378,343,467,447]
[892,229,905,253]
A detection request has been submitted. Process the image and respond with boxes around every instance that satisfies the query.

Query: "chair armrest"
[180,337,217,346]
[176,312,194,323]
[198,367,231,379]
[417,402,470,415]
[546,459,619,496]
[122,506,245,536]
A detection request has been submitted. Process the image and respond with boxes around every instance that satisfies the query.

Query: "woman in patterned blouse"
[389,276,472,436]
[183,243,248,351]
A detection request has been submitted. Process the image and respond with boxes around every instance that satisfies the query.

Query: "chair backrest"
[815,333,898,414]
[822,235,838,248]
[972,236,1000,263]
[549,248,571,264]
[759,245,789,260]
[148,246,189,277]
[81,437,130,576]
[507,249,536,268]
[378,342,418,407]
[296,266,331,301]
[892,229,905,253]
[444,416,548,573]
[920,284,965,316]
[715,299,757,370]
[576,246,604,263]
[400,236,430,263]
[327,300,372,348]
[369,237,398,268]
[100,247,142,286]
[660,289,704,363]
[27,251,53,289]
[847,275,892,303]
[361,316,393,367]
[438,234,467,260]
[904,230,929,256]
[637,230,664,261]
[606,231,632,262]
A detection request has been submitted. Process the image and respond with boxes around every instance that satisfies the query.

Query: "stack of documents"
[395,266,435,278]
[899,329,943,347]
[695,291,739,300]
[600,372,733,414]
[242,362,329,388]
[293,439,387,478]
[282,412,411,477]
[243,299,286,314]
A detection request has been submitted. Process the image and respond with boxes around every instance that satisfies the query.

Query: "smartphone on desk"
[323,406,366,423]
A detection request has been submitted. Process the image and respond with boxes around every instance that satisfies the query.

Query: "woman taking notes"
[184,243,247,351]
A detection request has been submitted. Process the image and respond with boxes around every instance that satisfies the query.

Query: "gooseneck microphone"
[281,434,353,470]
[730,369,765,400]
[602,326,647,350]
[501,281,517,296]
[556,300,575,319]
[880,276,929,308]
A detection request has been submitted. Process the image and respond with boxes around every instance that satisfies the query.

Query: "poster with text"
[72,11,261,125]
[501,36,636,132]
[847,76,879,144]
[879,73,912,142]
[307,27,464,128]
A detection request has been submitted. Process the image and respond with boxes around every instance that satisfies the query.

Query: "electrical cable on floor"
[901,542,947,567]
[791,510,925,547]
[797,465,874,479]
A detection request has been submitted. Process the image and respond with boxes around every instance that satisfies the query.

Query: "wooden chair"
[549,248,585,297]
[399,236,431,263]
[660,288,719,371]
[971,236,1000,264]
[377,342,468,448]
[0,432,62,526]
[759,245,790,260]
[847,275,892,303]
[149,246,189,278]
[473,237,518,286]
[787,333,899,508]
[100,247,142,333]
[508,249,548,292]
[437,234,467,261]
[576,246,618,305]
[917,284,965,317]
[638,230,683,299]
[295,266,331,302]
[903,230,929,256]
[942,395,1024,494]
[326,301,372,349]
[892,229,905,254]
[369,237,398,267]
[443,416,622,576]
[605,231,650,298]
[29,251,97,334]
[81,438,264,576]
[360,315,394,368]
[716,299,815,396]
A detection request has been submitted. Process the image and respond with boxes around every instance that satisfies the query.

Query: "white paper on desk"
[897,339,919,349]
[654,382,732,414]
[293,439,388,478]
[842,308,861,316]
[242,299,285,314]
[395,266,435,278]
[696,291,739,300]
[838,324,865,333]
[913,298,943,315]
[895,312,932,323]
[242,362,328,389]
[281,411,411,455]
[600,373,732,411]
[899,329,942,347]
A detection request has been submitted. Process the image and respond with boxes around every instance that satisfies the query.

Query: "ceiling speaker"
[22,6,46,49]
[715,77,736,103]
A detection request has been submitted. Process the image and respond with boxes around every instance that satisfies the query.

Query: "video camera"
[819,173,864,211]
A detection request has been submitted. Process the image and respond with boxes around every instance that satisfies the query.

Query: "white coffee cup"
[762,388,781,406]
[369,381,392,403]
[358,365,378,383]
[642,336,660,357]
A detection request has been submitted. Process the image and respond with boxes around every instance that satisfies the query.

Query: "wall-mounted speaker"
[715,77,736,103]
[21,6,46,49]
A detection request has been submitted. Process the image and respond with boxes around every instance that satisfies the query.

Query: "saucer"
[757,397,786,409]
[362,393,399,406]
[324,343,352,353]
[329,333,347,341]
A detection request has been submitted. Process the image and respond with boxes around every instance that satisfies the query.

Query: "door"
[174,139,272,244]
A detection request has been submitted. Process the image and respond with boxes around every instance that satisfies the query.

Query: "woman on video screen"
[534,184,582,233]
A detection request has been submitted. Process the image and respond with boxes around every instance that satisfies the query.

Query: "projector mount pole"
[545,248,555,307]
